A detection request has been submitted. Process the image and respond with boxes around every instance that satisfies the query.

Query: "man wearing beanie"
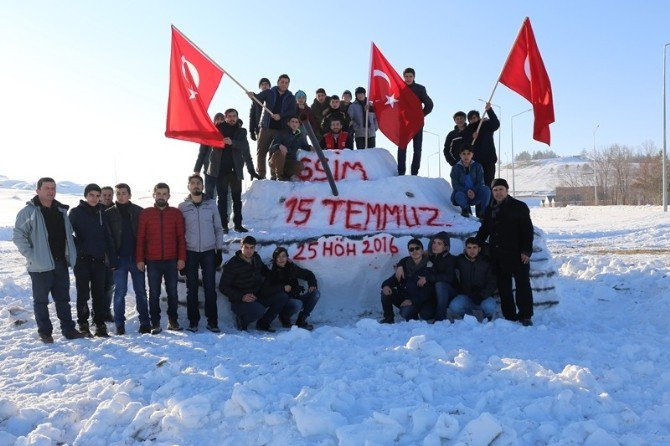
[348,87,378,149]
[476,178,535,326]
[295,89,318,134]
[249,77,271,142]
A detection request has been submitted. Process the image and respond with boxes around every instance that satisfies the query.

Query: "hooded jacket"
[178,196,224,253]
[13,197,78,272]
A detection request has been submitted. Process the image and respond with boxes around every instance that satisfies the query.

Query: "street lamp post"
[663,43,669,212]
[479,99,502,177]
[511,108,532,196]
[593,124,599,206]
[424,130,442,177]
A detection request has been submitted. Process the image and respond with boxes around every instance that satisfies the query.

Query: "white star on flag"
[385,94,398,108]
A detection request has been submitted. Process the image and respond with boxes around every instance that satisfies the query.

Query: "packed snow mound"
[221,148,558,319]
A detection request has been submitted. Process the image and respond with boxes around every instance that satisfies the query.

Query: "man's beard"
[155,199,167,207]
[192,190,203,196]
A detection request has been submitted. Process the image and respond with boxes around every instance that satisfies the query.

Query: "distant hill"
[496,155,592,198]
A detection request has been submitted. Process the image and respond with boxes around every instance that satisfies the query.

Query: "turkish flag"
[165,26,225,147]
[368,43,424,148]
[499,18,554,145]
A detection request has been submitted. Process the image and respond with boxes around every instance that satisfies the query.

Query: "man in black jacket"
[444,111,469,166]
[379,238,434,323]
[398,68,433,176]
[105,183,151,335]
[465,103,500,188]
[194,112,225,199]
[219,236,290,332]
[449,237,498,320]
[249,77,271,142]
[68,183,115,337]
[476,178,534,325]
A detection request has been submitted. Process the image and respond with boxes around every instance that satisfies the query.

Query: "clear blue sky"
[2,1,669,190]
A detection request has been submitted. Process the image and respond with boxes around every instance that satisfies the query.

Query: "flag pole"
[365,42,374,149]
[471,17,528,145]
[171,25,272,114]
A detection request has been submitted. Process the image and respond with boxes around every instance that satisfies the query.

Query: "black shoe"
[234,225,249,233]
[94,323,110,338]
[104,314,115,323]
[206,324,221,333]
[520,319,533,327]
[79,323,93,338]
[235,316,248,331]
[379,317,394,324]
[461,209,472,217]
[63,330,86,340]
[139,325,152,334]
[279,314,293,329]
[40,334,54,344]
[186,324,198,333]
[256,321,276,333]
[167,320,183,331]
[296,317,314,331]
[151,324,162,335]
[116,326,126,336]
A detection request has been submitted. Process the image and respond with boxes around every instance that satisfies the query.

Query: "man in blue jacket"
[69,183,115,337]
[450,145,491,218]
[379,238,434,323]
[179,174,224,333]
[248,74,297,179]
[269,116,312,180]
[13,177,85,343]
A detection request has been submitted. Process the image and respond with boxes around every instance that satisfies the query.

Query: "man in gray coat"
[13,177,85,343]
[178,175,225,332]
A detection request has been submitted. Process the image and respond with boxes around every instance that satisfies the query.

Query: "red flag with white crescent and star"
[368,43,424,148]
[165,25,225,147]
[499,18,554,145]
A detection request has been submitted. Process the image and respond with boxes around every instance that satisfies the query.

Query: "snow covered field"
[1,186,669,444]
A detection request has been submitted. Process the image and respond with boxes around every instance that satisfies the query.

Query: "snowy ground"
[1,187,669,444]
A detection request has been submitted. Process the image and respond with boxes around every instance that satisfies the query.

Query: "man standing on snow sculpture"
[476,178,534,326]
[397,68,433,176]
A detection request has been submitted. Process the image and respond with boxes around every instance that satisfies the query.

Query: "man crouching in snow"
[219,236,293,332]
[13,177,86,343]
[379,238,435,324]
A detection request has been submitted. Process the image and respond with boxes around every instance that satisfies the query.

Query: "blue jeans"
[185,250,217,326]
[452,185,492,217]
[29,259,76,336]
[397,127,424,175]
[434,282,457,321]
[381,289,434,321]
[146,260,179,326]
[448,295,499,319]
[204,173,217,200]
[113,256,150,328]
[295,290,320,318]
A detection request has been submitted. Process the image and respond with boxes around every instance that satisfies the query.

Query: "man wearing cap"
[249,77,271,142]
[464,102,500,188]
[247,74,296,179]
[398,67,433,176]
[348,87,378,149]
[476,178,534,326]
[13,177,86,343]
[219,236,290,332]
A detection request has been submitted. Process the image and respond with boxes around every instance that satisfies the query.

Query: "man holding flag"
[397,68,433,176]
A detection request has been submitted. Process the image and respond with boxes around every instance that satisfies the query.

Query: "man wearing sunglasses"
[379,238,434,324]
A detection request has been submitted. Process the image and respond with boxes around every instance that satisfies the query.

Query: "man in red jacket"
[136,183,186,334]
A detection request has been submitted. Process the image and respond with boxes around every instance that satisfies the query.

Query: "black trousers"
[482,162,496,189]
[74,255,107,326]
[494,256,533,321]
[216,171,242,227]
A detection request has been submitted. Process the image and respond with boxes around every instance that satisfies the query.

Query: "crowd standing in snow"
[11,70,539,343]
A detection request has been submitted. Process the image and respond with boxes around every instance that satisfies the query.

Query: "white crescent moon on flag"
[372,69,392,87]
[181,56,200,99]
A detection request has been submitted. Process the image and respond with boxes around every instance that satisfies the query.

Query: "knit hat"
[259,77,271,88]
[272,246,289,260]
[295,90,307,99]
[355,87,366,95]
[491,178,509,189]
[431,231,451,250]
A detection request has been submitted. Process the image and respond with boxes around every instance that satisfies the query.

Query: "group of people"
[12,177,324,343]
[380,178,535,327]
